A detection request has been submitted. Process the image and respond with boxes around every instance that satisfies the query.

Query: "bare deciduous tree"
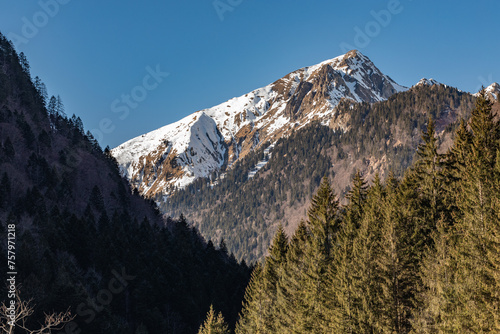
[0,290,74,334]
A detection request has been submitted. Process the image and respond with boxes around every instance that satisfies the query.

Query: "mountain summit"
[112,51,407,198]
[485,82,500,100]
[414,78,442,87]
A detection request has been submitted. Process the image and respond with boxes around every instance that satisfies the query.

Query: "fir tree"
[19,51,30,77]
[345,170,368,223]
[354,174,385,333]
[33,76,48,106]
[198,305,230,334]
[325,171,368,333]
[262,224,288,331]
[413,117,447,232]
[235,264,266,333]
[47,95,57,116]
[375,173,416,333]
[302,177,340,332]
[236,225,288,334]
[274,221,310,333]
[445,89,500,331]
[56,95,66,117]
[411,217,453,333]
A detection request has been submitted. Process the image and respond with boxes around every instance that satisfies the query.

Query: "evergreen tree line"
[234,91,500,333]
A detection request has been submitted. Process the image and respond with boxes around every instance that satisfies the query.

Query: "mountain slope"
[112,50,407,198]
[0,32,250,334]
[162,84,477,262]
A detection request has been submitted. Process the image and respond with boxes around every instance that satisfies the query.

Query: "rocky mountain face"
[112,50,407,199]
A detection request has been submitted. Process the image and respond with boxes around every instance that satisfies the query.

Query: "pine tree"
[33,76,48,106]
[235,264,266,334]
[274,221,310,333]
[345,170,368,223]
[89,185,105,212]
[413,118,447,238]
[236,225,288,333]
[375,173,416,333]
[444,89,500,331]
[262,224,288,331]
[302,177,339,332]
[47,95,57,116]
[443,118,473,226]
[19,51,30,77]
[485,149,500,330]
[56,95,66,117]
[198,305,230,334]
[354,174,385,333]
[325,171,368,333]
[411,217,453,333]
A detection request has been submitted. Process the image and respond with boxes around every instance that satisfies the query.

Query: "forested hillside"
[0,33,250,334]
[163,84,476,262]
[235,90,500,333]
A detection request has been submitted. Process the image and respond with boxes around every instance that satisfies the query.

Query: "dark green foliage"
[2,136,15,159]
[0,172,10,208]
[0,32,250,334]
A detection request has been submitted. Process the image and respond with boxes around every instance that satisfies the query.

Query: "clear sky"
[1,0,499,148]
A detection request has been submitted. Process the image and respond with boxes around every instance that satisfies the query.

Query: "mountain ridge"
[112,50,407,199]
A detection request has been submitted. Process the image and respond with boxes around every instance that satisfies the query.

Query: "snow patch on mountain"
[415,78,442,87]
[112,112,226,192]
[201,86,276,140]
[485,82,500,100]
[248,143,275,179]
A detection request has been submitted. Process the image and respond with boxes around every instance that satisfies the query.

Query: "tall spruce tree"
[413,118,448,238]
[236,225,288,333]
[325,171,368,333]
[262,224,288,332]
[411,217,453,333]
[235,264,266,333]
[302,177,340,332]
[355,174,386,333]
[445,90,500,332]
[375,173,417,333]
[274,221,310,333]
[198,305,230,334]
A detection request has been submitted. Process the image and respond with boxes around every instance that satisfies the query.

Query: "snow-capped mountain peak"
[112,51,408,198]
[472,82,500,100]
[485,82,500,100]
[414,78,442,87]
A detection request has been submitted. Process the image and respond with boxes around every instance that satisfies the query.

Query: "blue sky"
[1,0,499,148]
